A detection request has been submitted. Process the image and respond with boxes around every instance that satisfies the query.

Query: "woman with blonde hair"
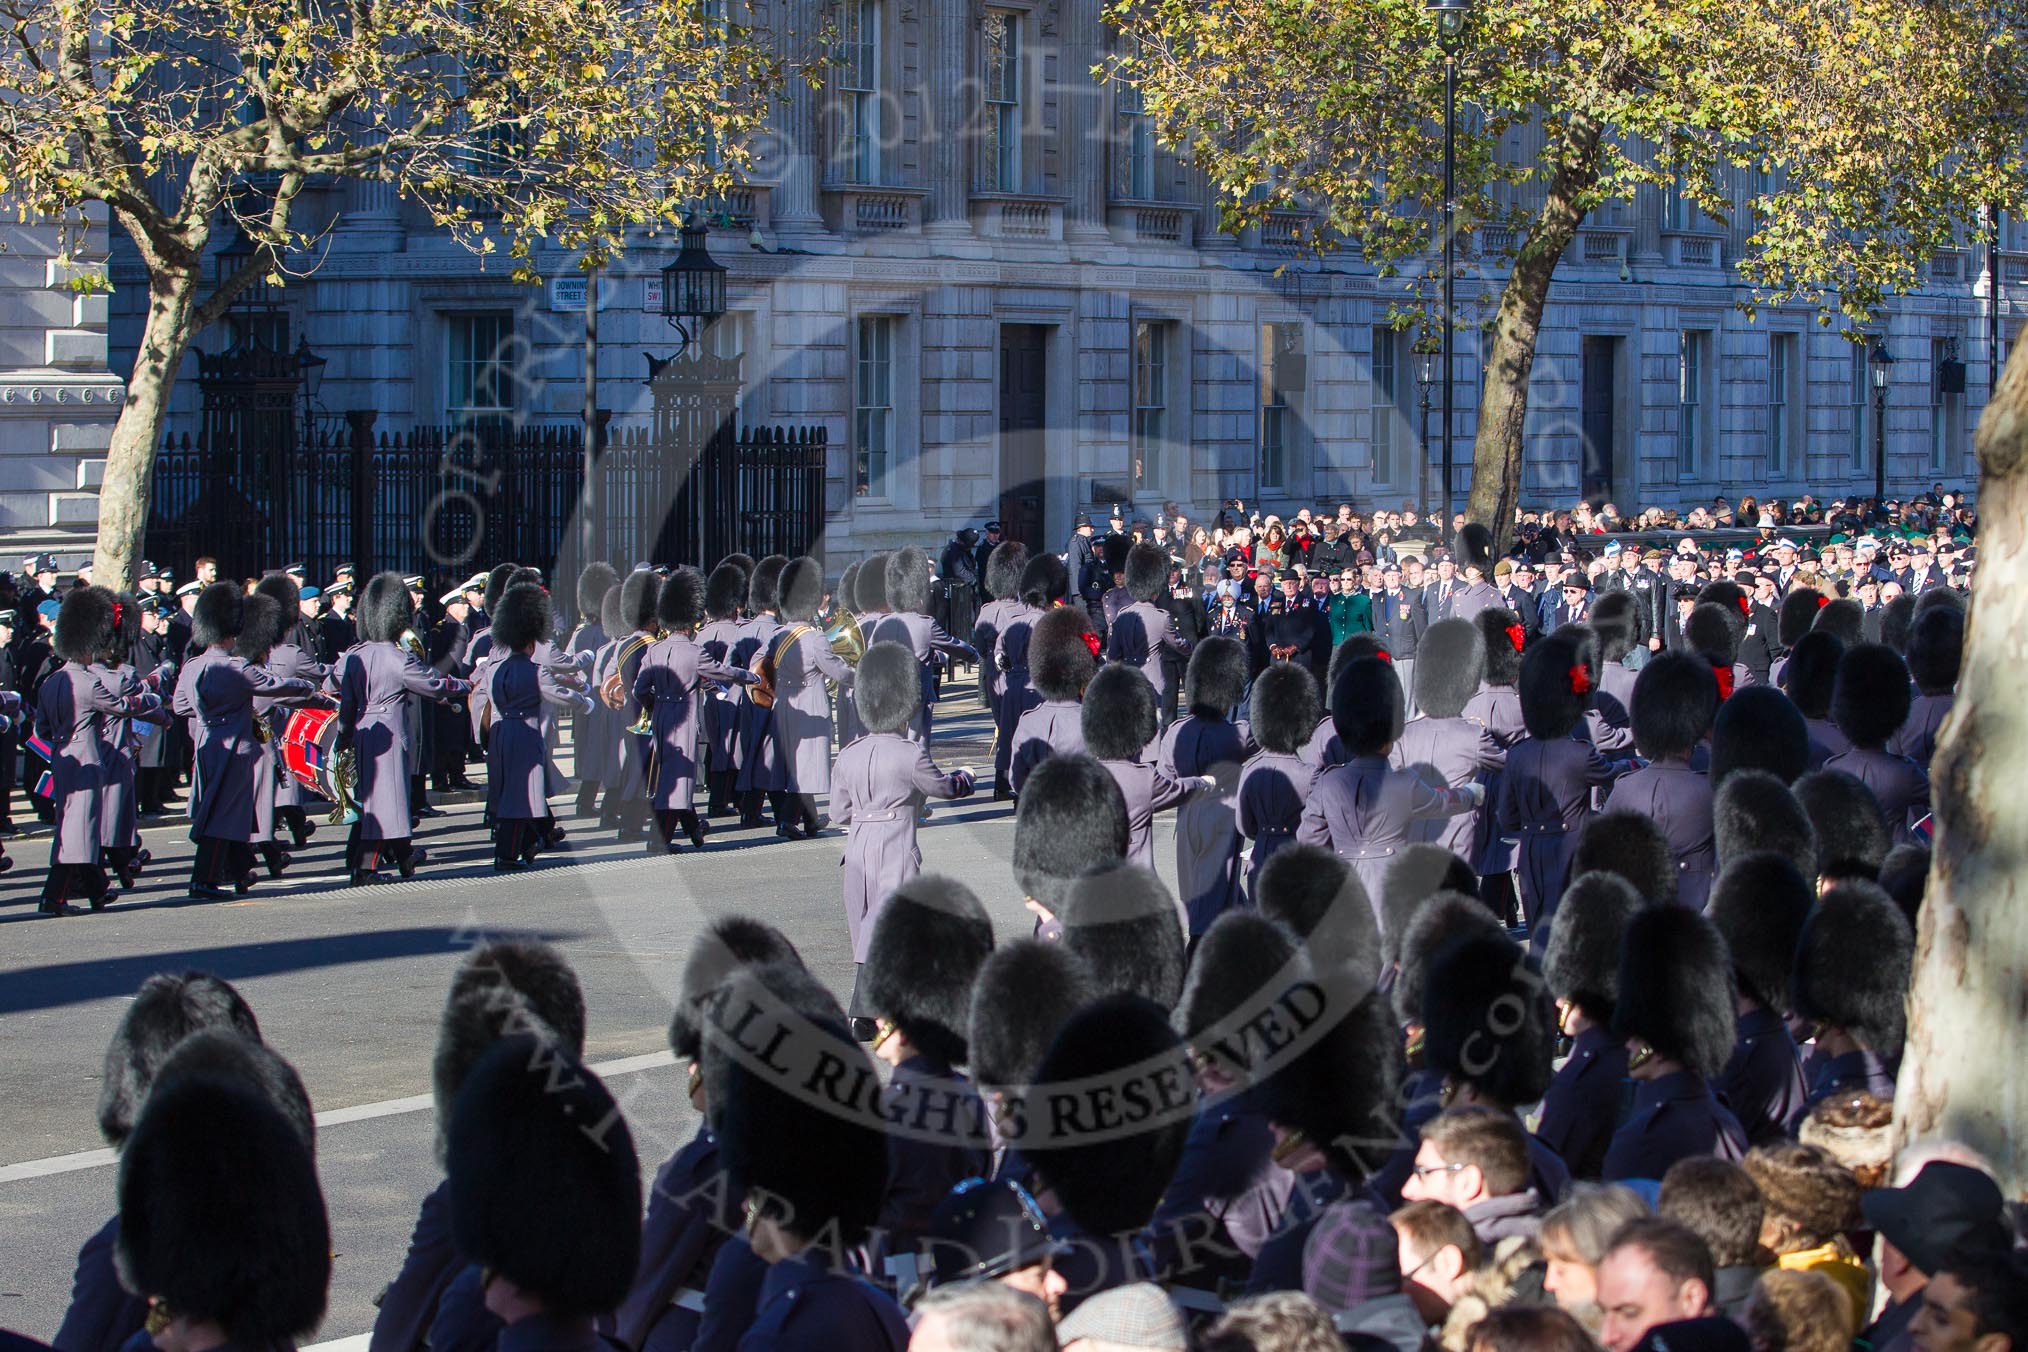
[1536,1183,1652,1332]
[1744,1268,1856,1352]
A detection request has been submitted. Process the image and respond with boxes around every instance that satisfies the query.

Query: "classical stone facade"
[105,0,2018,562]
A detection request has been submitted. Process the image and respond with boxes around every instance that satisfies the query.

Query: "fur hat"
[721,551,755,582]
[1715,769,1817,868]
[1379,845,1478,957]
[1027,995,1194,1234]
[887,546,934,615]
[1102,533,1134,576]
[849,552,886,613]
[1631,651,1719,760]
[191,581,246,649]
[1184,635,1250,717]
[853,640,921,735]
[256,571,301,617]
[1698,579,1752,626]
[449,1037,640,1313]
[1456,522,1496,577]
[598,584,625,643]
[1541,872,1641,1022]
[703,561,748,621]
[1519,626,1596,740]
[1332,655,1405,756]
[1877,843,1929,931]
[576,561,620,621]
[1685,602,1743,667]
[1017,553,1069,609]
[1391,892,1506,1026]
[668,916,804,1063]
[1423,935,1556,1108]
[145,1031,313,1147]
[968,940,1096,1091]
[1255,980,1403,1181]
[1031,604,1099,701]
[778,556,825,624]
[748,555,789,614]
[1779,589,1828,648]
[1707,852,1813,1013]
[1792,880,1913,1059]
[234,593,286,665]
[1083,663,1158,760]
[99,971,263,1148]
[489,583,552,653]
[863,874,995,1066]
[1059,864,1188,1009]
[836,560,860,614]
[1328,634,1393,692]
[986,541,1031,601]
[1475,607,1526,687]
[1013,753,1128,912]
[1572,810,1679,907]
[1176,911,1302,1057]
[1250,662,1321,754]
[1795,769,1892,882]
[1589,591,1638,664]
[1832,642,1913,749]
[618,567,660,633]
[1612,906,1737,1077]
[656,567,708,632]
[1258,843,1382,996]
[1879,594,1918,655]
[1415,620,1487,720]
[1914,587,1965,618]
[481,563,520,617]
[52,584,114,664]
[1814,598,1866,645]
[431,941,587,1163]
[115,1051,329,1343]
[1904,607,1964,696]
[359,572,413,644]
[1711,686,1811,786]
[1125,542,1170,603]
[1781,631,1846,720]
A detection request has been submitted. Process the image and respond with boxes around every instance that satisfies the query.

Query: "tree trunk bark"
[93,265,199,592]
[1893,324,2028,1197]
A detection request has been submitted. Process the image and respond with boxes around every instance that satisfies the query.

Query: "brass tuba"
[824,609,865,666]
[602,630,657,709]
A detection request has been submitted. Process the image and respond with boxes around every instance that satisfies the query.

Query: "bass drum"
[279,705,359,824]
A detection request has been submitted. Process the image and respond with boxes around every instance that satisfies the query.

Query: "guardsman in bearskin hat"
[1585,591,1640,758]
[634,568,756,855]
[1570,808,1678,909]
[1706,853,1811,1146]
[1790,880,1912,1125]
[584,581,629,828]
[1375,844,1476,967]
[1392,619,1502,862]
[731,556,789,830]
[97,591,170,890]
[233,593,307,883]
[1464,607,1530,921]
[1496,626,1625,937]
[485,584,596,869]
[864,546,977,745]
[1105,542,1194,714]
[1713,769,1816,868]
[1824,642,1930,844]
[860,875,995,1267]
[1011,751,1129,941]
[1814,595,1866,647]
[985,553,1062,800]
[1236,662,1322,902]
[1692,581,1755,688]
[1056,864,1188,1010]
[467,567,544,755]
[1769,586,1827,689]
[1604,906,1748,1182]
[1303,633,1392,773]
[1889,602,1962,771]
[831,561,865,750]
[1448,523,1504,622]
[967,939,1096,1189]
[1607,651,1721,908]
[1155,636,1253,932]
[566,562,620,817]
[695,559,755,819]
[1780,630,1850,771]
[1538,871,1641,1180]
[254,572,332,849]
[594,567,665,843]
[1709,685,1810,787]
[1793,768,1893,888]
[1007,604,1098,797]
[971,541,1030,746]
[759,557,856,840]
[328,572,470,886]
[1083,662,1210,874]
[1299,656,1482,921]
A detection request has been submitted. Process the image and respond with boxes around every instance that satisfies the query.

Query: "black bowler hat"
[1861,1161,2011,1277]
[925,1177,1070,1285]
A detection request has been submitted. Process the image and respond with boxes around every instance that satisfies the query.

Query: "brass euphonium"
[399,628,426,661]
[824,609,865,666]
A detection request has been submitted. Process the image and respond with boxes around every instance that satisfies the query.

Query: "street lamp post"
[1416,348,1436,521]
[292,336,327,447]
[1870,340,1893,508]
[1430,0,1471,530]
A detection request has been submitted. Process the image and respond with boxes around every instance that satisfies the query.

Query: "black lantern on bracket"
[659,218,728,355]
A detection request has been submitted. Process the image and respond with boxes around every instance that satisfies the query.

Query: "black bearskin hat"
[836,561,860,616]
[1013,753,1128,911]
[576,561,620,621]
[854,640,921,735]
[1915,586,1965,618]
[1456,522,1496,577]
[98,972,263,1148]
[1715,769,1817,868]
[1255,980,1403,1181]
[1781,631,1846,720]
[1794,769,1892,882]
[1423,935,1556,1108]
[146,1031,313,1148]
[1176,911,1302,1056]
[657,567,708,633]
[234,593,286,665]
[482,563,520,617]
[1519,626,1596,740]
[1685,602,1743,667]
[748,555,789,615]
[778,556,825,625]
[668,916,804,1064]
[1102,533,1133,577]
[1832,642,1913,749]
[256,570,301,617]
[449,1037,640,1313]
[1792,880,1913,1059]
[1059,864,1188,1010]
[1707,852,1813,1013]
[1332,655,1405,756]
[432,941,587,1163]
[359,572,413,644]
[1711,686,1811,786]
[1184,635,1250,717]
[704,562,748,622]
[1612,906,1738,1077]
[1415,619,1487,720]
[968,940,1095,1091]
[721,552,756,582]
[598,584,625,644]
[1877,843,1929,931]
[619,567,661,633]
[1698,579,1752,626]
[1027,996,1194,1235]
[1573,810,1679,907]
[986,541,1031,601]
[1378,844,1478,960]
[1779,589,1827,648]
[886,545,934,615]
[1541,872,1641,1022]
[1880,593,1917,655]
[116,1049,329,1344]
[1814,597,1865,645]
[1258,843,1382,996]
[853,552,889,612]
[1017,553,1069,609]
[1589,591,1638,664]
[1904,606,1964,696]
[191,580,246,649]
[1082,662,1158,761]
[1391,891,1506,1026]
[1125,542,1170,603]
[1030,604,1099,701]
[108,590,143,664]
[1476,607,1527,687]
[53,584,114,664]
[1250,661,1321,754]
[1327,634,1393,693]
[865,874,995,1066]
[489,583,552,654]
[1631,651,1719,760]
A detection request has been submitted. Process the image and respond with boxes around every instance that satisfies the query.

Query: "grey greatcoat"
[1463,684,1528,877]
[1299,717,1346,776]
[1822,745,1931,844]
[635,633,748,811]
[761,626,853,795]
[1802,717,1854,773]
[1106,600,1192,694]
[1495,733,1626,932]
[973,596,1026,715]
[487,652,585,819]
[176,650,312,843]
[990,603,1046,787]
[695,617,747,775]
[330,642,461,842]
[1606,760,1717,908]
[593,634,655,804]
[263,644,330,810]
[1097,757,1196,872]
[1297,755,1479,926]
[1587,661,1639,759]
[1157,715,1254,936]
[1888,693,1953,775]
[41,663,152,864]
[1008,699,1084,795]
[864,610,975,740]
[1236,749,1317,900]
[831,731,971,961]
[1391,715,1505,859]
[733,615,784,794]
[567,618,608,779]
[95,663,165,850]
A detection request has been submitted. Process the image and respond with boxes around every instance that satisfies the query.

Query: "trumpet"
[824,610,865,666]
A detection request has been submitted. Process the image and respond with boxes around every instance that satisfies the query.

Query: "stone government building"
[78,0,2015,563]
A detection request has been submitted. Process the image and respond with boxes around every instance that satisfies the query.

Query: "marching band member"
[865,546,976,744]
[634,567,755,855]
[567,561,619,817]
[595,568,662,842]
[256,572,332,848]
[732,556,789,830]
[484,582,595,870]
[761,557,855,839]
[695,559,753,819]
[97,593,168,890]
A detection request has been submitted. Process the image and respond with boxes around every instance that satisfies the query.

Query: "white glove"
[576,693,597,715]
[1462,782,1487,808]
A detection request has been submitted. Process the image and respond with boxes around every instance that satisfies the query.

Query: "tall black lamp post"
[661,218,730,353]
[1870,340,1892,508]
[1429,0,1471,530]
[292,336,326,445]
[1416,348,1436,521]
